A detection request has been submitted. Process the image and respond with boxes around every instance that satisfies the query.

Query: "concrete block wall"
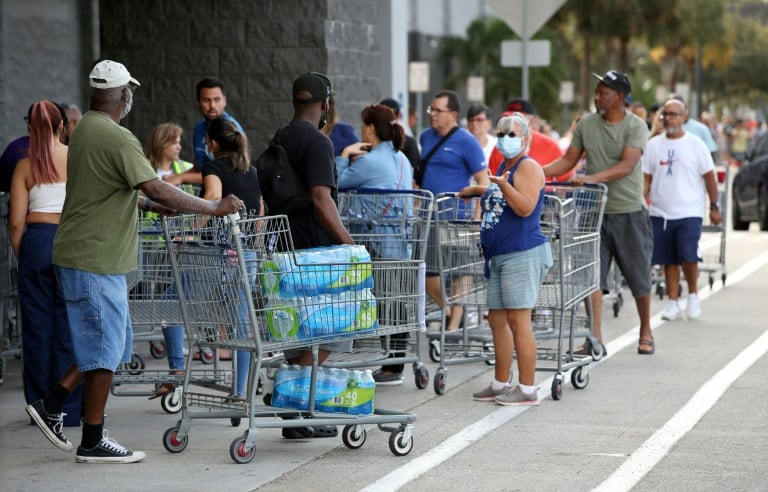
[99,0,381,159]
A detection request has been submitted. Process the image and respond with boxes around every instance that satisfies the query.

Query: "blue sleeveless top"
[479,155,548,260]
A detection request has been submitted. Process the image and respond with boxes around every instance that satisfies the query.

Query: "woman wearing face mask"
[458,112,553,406]
[202,118,264,400]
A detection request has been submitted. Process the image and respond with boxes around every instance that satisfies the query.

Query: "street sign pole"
[522,0,529,100]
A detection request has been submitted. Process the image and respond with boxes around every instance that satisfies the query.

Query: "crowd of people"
[2,60,728,463]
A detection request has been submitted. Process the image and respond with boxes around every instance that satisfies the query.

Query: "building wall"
[98,0,381,159]
[0,0,93,150]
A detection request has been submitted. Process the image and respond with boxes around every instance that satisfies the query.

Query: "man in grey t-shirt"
[543,70,654,356]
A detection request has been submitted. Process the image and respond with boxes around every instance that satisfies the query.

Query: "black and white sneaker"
[75,432,146,463]
[25,400,73,452]
[372,369,404,386]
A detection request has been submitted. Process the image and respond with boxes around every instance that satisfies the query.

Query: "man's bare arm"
[310,185,354,245]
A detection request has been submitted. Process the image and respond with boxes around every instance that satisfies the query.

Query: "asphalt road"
[1,218,766,492]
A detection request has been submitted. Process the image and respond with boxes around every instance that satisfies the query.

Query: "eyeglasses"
[427,106,451,115]
[661,111,682,118]
[496,131,518,138]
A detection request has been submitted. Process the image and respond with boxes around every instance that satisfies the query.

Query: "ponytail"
[27,100,62,184]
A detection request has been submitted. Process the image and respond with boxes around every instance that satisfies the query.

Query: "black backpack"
[255,131,311,215]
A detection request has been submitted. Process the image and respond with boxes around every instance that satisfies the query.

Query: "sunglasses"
[496,131,518,138]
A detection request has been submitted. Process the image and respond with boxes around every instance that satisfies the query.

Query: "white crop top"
[28,182,66,213]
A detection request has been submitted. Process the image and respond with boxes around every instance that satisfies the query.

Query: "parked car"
[731,132,768,230]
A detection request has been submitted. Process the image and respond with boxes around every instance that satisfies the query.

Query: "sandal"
[148,383,175,400]
[638,338,655,355]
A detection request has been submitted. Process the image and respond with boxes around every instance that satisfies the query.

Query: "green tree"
[435,17,568,122]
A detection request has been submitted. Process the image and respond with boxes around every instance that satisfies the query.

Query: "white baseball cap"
[89,60,141,89]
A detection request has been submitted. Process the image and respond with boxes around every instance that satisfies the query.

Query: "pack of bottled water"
[271,364,375,415]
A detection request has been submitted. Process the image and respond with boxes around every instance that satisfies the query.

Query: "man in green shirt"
[543,70,654,356]
[25,60,244,464]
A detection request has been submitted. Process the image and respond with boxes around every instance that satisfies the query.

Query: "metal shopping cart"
[112,215,233,413]
[160,213,422,463]
[328,188,433,388]
[700,164,728,288]
[426,194,494,395]
[0,192,21,384]
[534,184,607,400]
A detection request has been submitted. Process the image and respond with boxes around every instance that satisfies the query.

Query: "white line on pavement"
[360,250,768,492]
[593,326,768,491]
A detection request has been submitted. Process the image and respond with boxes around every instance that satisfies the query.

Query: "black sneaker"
[25,400,73,452]
[75,432,146,463]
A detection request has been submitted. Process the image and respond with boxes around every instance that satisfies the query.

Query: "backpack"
[255,132,311,215]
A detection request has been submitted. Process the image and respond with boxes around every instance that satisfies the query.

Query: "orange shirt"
[488,130,573,182]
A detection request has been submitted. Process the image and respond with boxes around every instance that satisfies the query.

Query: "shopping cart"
[426,194,494,395]
[112,215,233,413]
[160,213,422,463]
[328,188,433,388]
[0,192,21,385]
[534,183,607,400]
[700,164,728,288]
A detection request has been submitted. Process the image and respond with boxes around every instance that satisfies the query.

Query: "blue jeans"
[231,249,257,396]
[160,278,187,371]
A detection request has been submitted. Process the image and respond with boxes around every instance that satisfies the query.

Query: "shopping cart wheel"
[162,427,188,453]
[483,342,495,366]
[414,365,429,390]
[721,273,726,286]
[230,417,241,427]
[551,375,563,401]
[428,339,441,363]
[709,274,715,289]
[199,348,215,365]
[126,353,145,375]
[570,367,589,390]
[388,430,414,457]
[433,369,446,395]
[149,341,167,359]
[342,425,366,449]
[160,388,183,414]
[229,434,256,464]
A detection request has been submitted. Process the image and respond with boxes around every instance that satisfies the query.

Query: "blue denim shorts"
[650,216,702,265]
[486,242,553,310]
[56,266,132,372]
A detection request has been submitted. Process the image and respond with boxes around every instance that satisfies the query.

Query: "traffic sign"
[488,0,566,39]
[409,62,430,94]
[501,40,551,67]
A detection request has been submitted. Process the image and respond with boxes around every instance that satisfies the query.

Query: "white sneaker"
[687,294,702,319]
[661,301,681,321]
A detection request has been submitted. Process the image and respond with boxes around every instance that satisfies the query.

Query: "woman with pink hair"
[9,100,83,426]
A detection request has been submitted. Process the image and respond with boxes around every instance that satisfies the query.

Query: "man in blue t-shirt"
[420,90,488,331]
[163,78,244,188]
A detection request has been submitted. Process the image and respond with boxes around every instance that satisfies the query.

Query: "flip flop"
[638,338,655,355]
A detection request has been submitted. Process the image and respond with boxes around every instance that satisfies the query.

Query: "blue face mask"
[496,135,523,159]
[204,146,215,161]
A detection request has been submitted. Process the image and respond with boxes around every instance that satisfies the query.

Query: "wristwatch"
[709,202,719,211]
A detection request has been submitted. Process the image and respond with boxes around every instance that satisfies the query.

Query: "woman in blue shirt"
[336,104,413,385]
[460,113,552,406]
